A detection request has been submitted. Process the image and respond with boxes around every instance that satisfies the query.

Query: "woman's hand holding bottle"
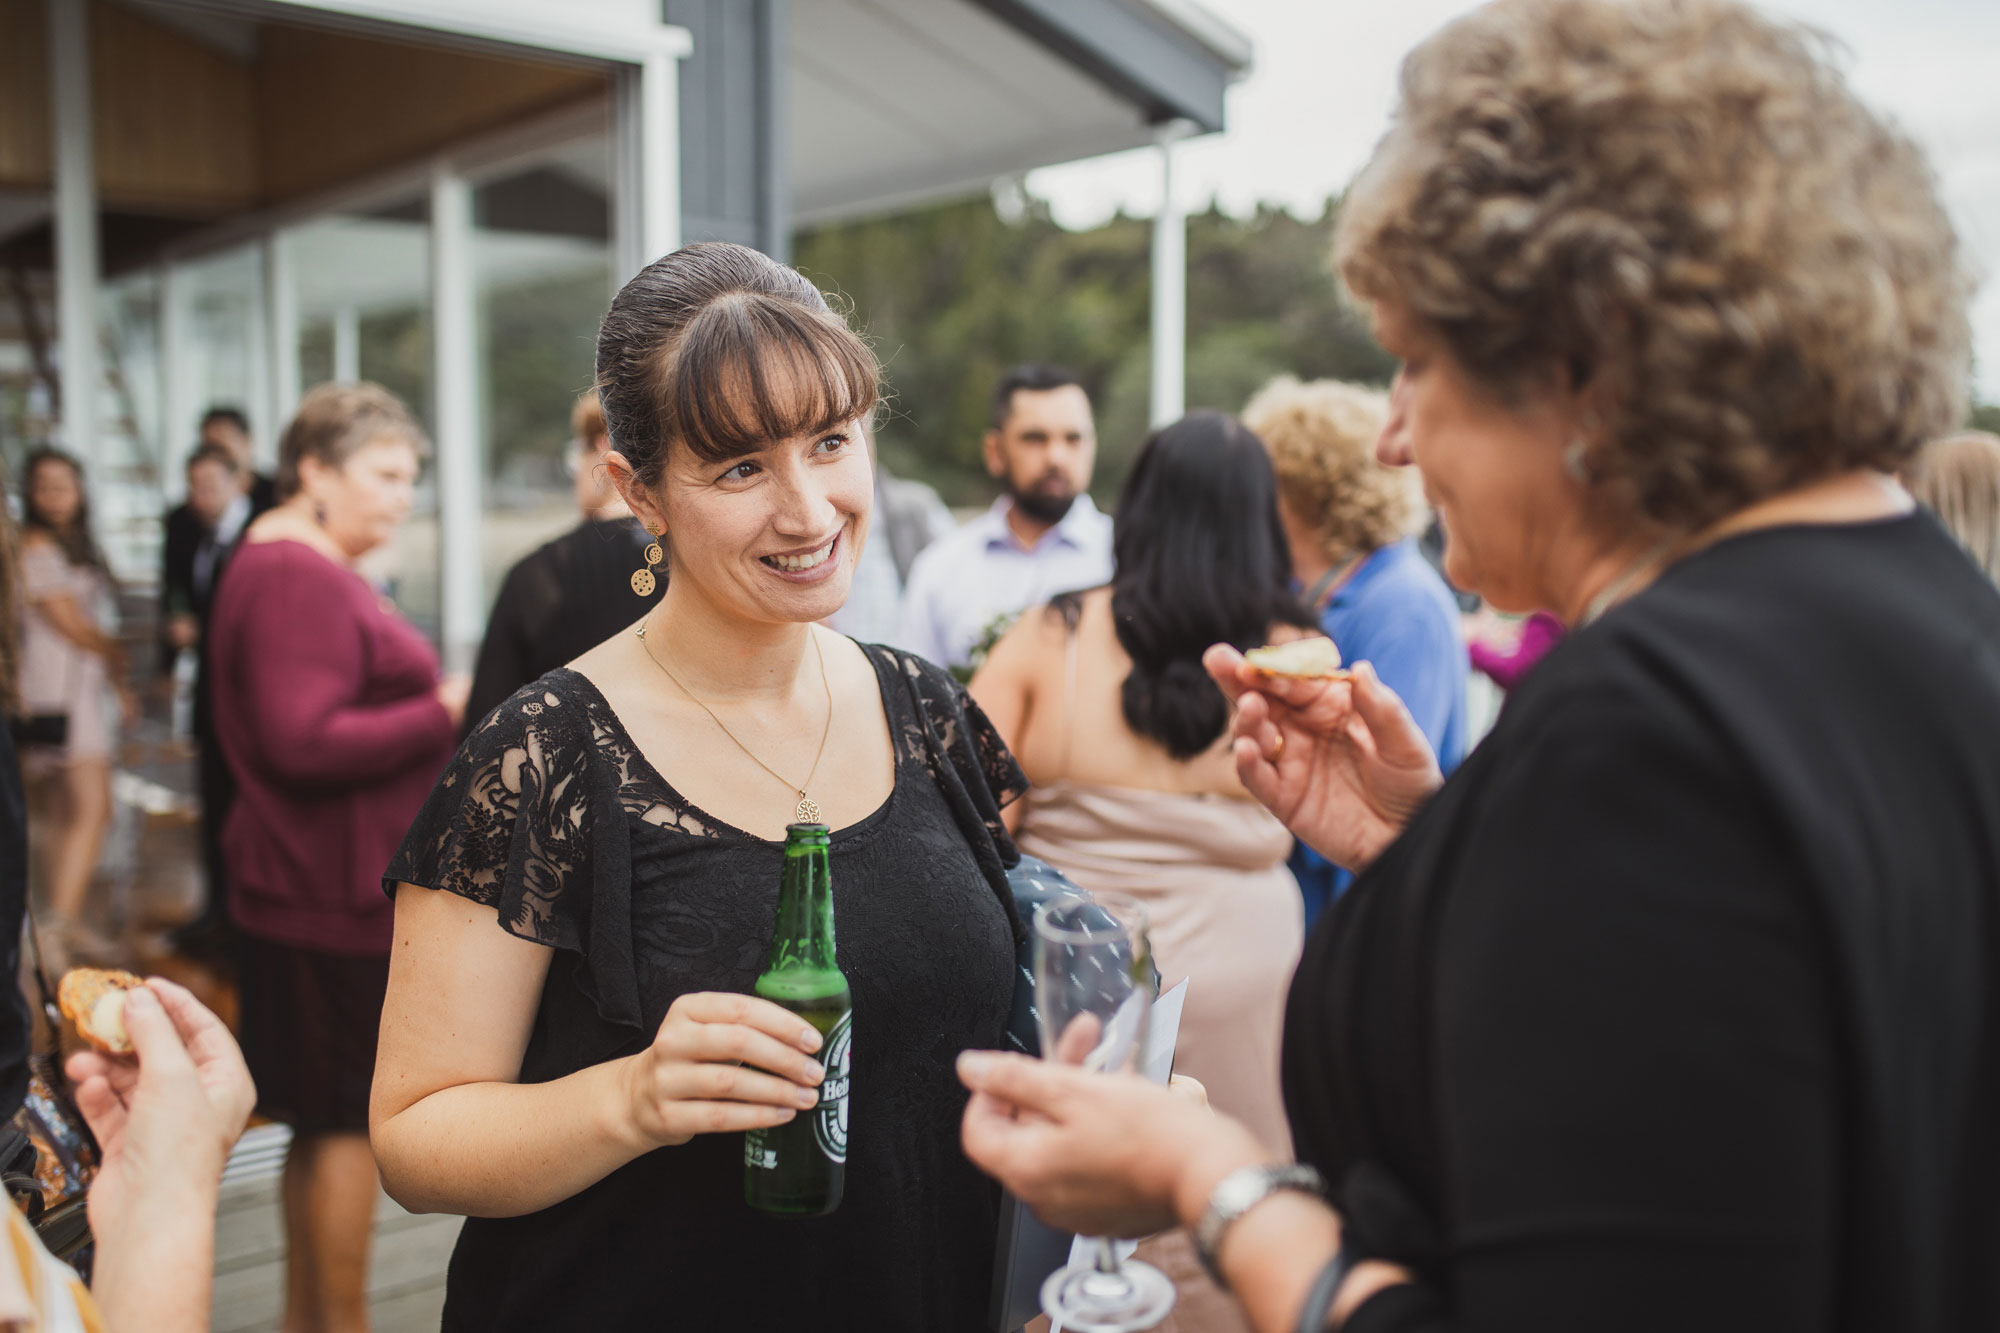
[615,992,827,1149]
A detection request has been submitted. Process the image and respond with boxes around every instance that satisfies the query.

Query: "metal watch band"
[1194,1163,1327,1290]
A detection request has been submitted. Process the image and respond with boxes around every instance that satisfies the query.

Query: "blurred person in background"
[822,447,955,645]
[957,2,2000,1330]
[1465,607,1565,692]
[208,382,467,1333]
[0,474,36,1121]
[4,474,259,1333]
[17,449,134,962]
[464,391,665,733]
[1903,428,2000,584]
[196,405,277,510]
[160,442,262,961]
[1242,377,1467,926]
[972,410,1314,1333]
[897,364,1112,674]
[160,443,254,664]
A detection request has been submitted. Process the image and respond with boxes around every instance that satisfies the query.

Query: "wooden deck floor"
[213,1127,460,1333]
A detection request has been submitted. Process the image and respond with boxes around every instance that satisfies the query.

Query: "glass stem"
[1092,1236,1124,1275]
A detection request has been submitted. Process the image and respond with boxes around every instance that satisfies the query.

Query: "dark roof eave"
[966,0,1252,135]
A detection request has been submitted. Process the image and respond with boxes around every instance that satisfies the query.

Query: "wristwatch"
[1194,1163,1327,1289]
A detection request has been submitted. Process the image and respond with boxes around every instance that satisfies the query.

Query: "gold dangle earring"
[631,529,664,597]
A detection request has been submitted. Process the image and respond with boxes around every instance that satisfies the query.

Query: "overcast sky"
[1027,0,2000,402]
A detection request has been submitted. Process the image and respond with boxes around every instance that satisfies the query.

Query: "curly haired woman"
[956,2,2000,1331]
[1243,377,1468,924]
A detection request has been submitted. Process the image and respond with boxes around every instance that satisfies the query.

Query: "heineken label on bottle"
[812,1010,852,1164]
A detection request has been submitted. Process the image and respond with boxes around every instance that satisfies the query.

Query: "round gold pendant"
[631,568,657,597]
[644,542,664,567]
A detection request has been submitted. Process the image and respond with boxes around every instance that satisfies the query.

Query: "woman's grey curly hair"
[1242,376,1420,565]
[1335,0,1974,532]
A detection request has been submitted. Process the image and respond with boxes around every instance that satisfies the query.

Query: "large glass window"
[177,244,264,452]
[471,134,614,612]
[292,196,438,636]
[97,268,165,578]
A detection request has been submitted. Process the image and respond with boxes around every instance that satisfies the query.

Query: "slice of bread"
[58,968,144,1055]
[1244,636,1348,680]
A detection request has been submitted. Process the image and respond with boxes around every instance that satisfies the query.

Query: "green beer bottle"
[744,822,851,1217]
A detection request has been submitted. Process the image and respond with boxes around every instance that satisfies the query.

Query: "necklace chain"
[1577,536,1680,627]
[635,619,834,824]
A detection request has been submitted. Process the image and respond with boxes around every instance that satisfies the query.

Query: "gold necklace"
[1577,535,1680,627]
[635,620,834,824]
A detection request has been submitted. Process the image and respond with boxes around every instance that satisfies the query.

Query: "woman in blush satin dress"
[972,410,1316,1333]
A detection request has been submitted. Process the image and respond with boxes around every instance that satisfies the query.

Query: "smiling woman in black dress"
[954,3,2000,1332]
[370,242,1024,1329]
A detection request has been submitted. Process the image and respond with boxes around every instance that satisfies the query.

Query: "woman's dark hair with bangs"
[21,449,111,576]
[595,242,879,484]
[1107,411,1314,760]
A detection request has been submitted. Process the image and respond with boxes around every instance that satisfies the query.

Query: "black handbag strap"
[19,897,63,1040]
[17,898,98,1159]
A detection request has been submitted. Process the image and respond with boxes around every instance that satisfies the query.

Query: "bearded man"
[896,364,1113,674]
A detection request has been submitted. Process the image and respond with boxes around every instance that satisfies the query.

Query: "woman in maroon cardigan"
[208,381,468,1333]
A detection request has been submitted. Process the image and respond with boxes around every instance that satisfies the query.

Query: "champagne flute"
[1033,892,1176,1332]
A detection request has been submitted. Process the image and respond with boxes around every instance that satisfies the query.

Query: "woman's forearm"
[374,1056,653,1217]
[1168,1137,1409,1333]
[1168,1140,1341,1333]
[34,594,119,661]
[91,1179,219,1333]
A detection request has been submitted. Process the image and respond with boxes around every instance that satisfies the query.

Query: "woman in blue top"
[1243,377,1468,924]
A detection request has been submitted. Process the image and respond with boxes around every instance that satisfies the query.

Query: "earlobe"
[983,431,1005,478]
[604,449,664,526]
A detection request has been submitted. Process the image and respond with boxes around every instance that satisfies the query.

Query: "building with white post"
[0,0,1249,670]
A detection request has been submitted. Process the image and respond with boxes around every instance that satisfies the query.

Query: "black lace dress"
[384,644,1025,1331]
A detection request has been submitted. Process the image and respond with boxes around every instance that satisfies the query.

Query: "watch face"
[1220,1170,1275,1212]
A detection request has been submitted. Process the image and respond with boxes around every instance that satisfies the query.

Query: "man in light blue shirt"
[896,365,1114,674]
[826,462,957,646]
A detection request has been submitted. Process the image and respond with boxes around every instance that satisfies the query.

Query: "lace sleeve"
[882,647,1028,941]
[952,677,1030,817]
[383,679,646,1031]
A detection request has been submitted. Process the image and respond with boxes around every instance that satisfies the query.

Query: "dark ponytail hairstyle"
[1110,411,1313,759]
[595,241,879,486]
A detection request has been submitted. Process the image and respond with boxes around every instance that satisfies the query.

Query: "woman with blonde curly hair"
[1904,428,2000,583]
[1244,376,1467,925]
[956,2,2000,1331]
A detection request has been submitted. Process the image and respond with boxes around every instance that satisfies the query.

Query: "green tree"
[793,194,1388,505]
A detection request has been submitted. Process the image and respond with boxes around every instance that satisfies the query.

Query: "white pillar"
[332,306,360,383]
[49,0,100,475]
[246,255,273,471]
[641,52,682,267]
[158,262,192,502]
[1149,119,1197,429]
[613,52,684,284]
[430,165,483,672]
[265,230,301,431]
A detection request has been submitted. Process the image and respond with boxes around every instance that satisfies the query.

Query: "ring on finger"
[1271,732,1285,760]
